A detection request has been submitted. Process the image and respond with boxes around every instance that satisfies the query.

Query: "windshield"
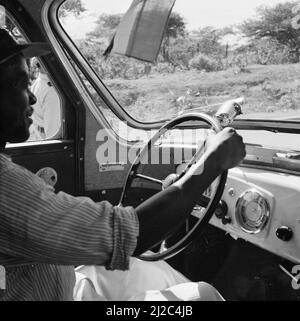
[59,0,300,124]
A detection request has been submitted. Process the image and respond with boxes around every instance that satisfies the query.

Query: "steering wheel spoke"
[132,173,163,185]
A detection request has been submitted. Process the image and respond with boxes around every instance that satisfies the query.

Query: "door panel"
[6,142,76,195]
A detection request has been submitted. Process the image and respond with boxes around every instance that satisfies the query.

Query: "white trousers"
[73,256,224,301]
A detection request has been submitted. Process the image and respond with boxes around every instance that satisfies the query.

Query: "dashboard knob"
[215,200,228,219]
[276,226,293,242]
[215,200,231,224]
[222,216,232,225]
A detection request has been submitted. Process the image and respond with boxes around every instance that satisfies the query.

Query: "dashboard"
[188,167,300,264]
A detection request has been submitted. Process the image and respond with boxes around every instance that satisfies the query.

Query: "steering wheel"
[118,112,228,261]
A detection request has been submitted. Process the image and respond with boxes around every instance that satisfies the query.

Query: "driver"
[0,28,246,301]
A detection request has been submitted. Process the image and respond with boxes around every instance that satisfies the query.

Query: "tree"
[59,0,86,18]
[87,13,123,41]
[190,26,225,58]
[161,12,186,62]
[165,11,186,38]
[87,11,187,64]
[167,36,198,69]
[99,14,122,31]
[239,1,300,61]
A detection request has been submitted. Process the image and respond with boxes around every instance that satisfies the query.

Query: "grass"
[104,63,300,123]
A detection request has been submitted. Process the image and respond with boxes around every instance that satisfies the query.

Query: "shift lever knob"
[214,97,244,127]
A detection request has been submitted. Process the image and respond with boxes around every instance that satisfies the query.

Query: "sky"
[61,0,292,39]
[84,0,289,28]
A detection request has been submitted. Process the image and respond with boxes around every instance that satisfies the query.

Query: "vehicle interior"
[1,0,300,301]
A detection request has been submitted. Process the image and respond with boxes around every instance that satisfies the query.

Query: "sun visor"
[104,0,176,63]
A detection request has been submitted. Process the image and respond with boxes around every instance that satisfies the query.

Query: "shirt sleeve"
[0,159,139,271]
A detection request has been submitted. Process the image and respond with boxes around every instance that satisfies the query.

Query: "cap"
[0,28,50,65]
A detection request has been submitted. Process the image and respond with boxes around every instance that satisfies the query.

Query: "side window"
[27,58,63,141]
[0,5,64,142]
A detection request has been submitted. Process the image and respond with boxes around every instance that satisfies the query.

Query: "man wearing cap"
[0,28,246,301]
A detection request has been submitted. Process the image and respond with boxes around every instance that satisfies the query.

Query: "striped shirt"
[0,153,139,301]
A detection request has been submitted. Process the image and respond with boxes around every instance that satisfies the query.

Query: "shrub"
[227,53,249,73]
[253,39,296,65]
[277,94,297,110]
[167,36,198,70]
[152,62,176,74]
[188,54,220,72]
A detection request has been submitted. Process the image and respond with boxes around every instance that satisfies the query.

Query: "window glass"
[59,0,300,124]
[0,5,64,141]
[27,58,63,141]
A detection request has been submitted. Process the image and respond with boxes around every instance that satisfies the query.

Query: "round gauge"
[235,190,270,234]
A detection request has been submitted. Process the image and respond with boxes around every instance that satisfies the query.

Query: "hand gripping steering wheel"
[118,99,243,261]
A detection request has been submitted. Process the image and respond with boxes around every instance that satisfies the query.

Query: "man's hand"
[163,128,245,189]
[162,173,178,190]
[204,127,246,171]
[135,127,246,255]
